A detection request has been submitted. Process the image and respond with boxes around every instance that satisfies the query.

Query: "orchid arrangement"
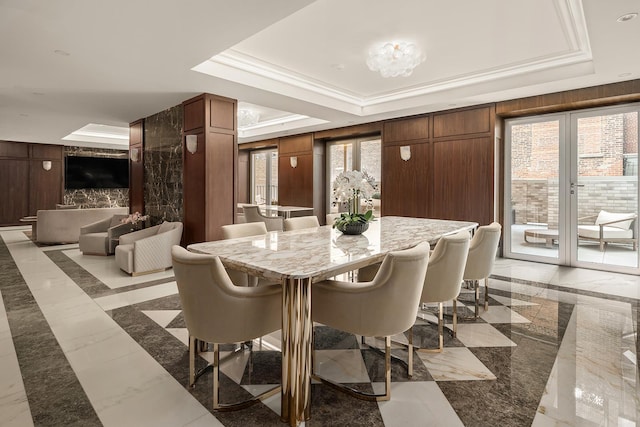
[121,211,149,225]
[332,170,377,228]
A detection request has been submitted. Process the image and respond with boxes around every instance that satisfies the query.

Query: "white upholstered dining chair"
[418,230,470,352]
[283,215,320,231]
[171,245,282,411]
[462,222,502,317]
[311,242,430,401]
[242,205,284,232]
[221,222,269,286]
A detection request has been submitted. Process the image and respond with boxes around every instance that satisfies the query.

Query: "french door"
[251,149,278,205]
[505,104,640,274]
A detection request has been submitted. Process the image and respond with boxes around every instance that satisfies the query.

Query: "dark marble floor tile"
[240,351,282,385]
[166,311,186,328]
[410,323,465,349]
[361,348,433,382]
[134,293,182,310]
[313,325,360,350]
[0,237,102,427]
[308,383,385,426]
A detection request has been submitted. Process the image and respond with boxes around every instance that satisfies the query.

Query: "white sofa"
[36,207,128,244]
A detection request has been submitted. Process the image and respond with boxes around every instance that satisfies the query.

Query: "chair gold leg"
[189,336,196,387]
[383,336,391,401]
[407,328,413,378]
[474,280,480,317]
[213,343,220,410]
[452,299,457,338]
[484,277,490,311]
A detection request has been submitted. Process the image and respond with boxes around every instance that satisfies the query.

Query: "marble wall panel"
[144,105,183,224]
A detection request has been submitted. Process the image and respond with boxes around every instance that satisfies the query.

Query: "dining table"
[188,216,478,426]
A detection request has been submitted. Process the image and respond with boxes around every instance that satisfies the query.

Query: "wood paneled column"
[182,93,237,244]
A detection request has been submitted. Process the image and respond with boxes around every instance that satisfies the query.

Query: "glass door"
[251,149,278,206]
[571,106,639,271]
[505,104,640,274]
[504,115,567,264]
[326,137,381,216]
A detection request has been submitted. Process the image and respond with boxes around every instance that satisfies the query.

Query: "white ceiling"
[1,0,638,149]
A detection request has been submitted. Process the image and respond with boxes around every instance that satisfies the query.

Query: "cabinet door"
[0,159,29,224]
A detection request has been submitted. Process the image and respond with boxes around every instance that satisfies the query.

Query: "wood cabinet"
[182,94,237,244]
[0,141,63,225]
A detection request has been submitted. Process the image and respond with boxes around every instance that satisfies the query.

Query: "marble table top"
[188,216,478,282]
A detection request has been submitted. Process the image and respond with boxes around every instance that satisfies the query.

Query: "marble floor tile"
[314,349,371,383]
[479,305,532,324]
[417,347,496,381]
[63,248,174,289]
[375,381,464,427]
[94,281,178,310]
[453,323,517,348]
[0,291,34,427]
[143,309,182,328]
[490,294,540,307]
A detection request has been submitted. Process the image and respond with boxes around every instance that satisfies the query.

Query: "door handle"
[570,182,584,194]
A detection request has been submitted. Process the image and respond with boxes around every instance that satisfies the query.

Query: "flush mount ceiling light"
[617,12,638,22]
[238,109,260,128]
[366,41,425,78]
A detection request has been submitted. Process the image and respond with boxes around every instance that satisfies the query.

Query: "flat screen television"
[65,156,129,189]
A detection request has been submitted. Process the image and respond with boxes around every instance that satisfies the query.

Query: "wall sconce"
[400,145,411,161]
[186,135,198,154]
[42,160,52,171]
[290,156,298,168]
[130,148,140,162]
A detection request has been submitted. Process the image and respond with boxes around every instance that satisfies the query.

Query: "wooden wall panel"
[205,132,235,241]
[431,137,493,225]
[237,150,250,204]
[382,142,430,218]
[183,97,205,132]
[383,117,429,143]
[0,141,28,158]
[31,144,63,160]
[433,106,492,138]
[210,97,235,131]
[182,132,206,244]
[279,134,313,155]
[0,159,29,224]
[29,159,63,214]
[496,79,640,117]
[278,154,314,207]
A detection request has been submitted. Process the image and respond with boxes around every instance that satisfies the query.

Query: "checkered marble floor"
[0,227,638,427]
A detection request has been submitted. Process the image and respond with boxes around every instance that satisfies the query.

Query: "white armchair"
[171,246,281,411]
[312,242,430,401]
[115,221,183,275]
[79,214,130,255]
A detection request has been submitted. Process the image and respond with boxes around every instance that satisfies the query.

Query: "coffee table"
[524,228,558,247]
